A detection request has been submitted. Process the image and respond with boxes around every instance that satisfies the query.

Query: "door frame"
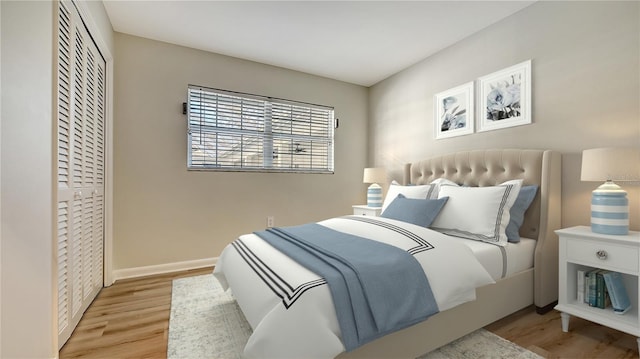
[66,0,115,287]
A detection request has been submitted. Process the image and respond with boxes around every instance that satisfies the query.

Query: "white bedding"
[448,237,537,281]
[213,216,495,359]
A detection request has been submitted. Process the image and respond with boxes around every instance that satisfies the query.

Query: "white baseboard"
[111,257,218,282]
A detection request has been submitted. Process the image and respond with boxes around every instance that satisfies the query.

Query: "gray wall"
[113,33,368,270]
[369,1,640,230]
[1,2,54,356]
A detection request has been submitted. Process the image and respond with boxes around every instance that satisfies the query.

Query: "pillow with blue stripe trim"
[431,179,523,246]
[381,181,438,213]
[381,194,449,228]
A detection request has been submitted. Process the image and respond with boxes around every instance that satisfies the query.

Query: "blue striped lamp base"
[367,183,383,207]
[591,183,629,235]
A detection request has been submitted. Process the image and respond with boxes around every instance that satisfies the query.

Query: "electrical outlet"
[267,216,274,228]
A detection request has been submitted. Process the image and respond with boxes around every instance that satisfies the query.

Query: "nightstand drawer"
[566,237,639,273]
[352,205,382,217]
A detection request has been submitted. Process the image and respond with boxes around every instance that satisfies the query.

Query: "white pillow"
[429,178,459,195]
[431,179,523,246]
[381,181,437,212]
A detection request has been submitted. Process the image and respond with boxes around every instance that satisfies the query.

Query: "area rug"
[168,274,542,359]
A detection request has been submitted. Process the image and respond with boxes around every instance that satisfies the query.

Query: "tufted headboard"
[402,149,562,311]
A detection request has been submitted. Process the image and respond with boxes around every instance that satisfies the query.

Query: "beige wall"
[113,33,368,270]
[369,1,640,231]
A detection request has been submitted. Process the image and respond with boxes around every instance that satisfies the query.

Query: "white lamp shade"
[363,167,387,184]
[363,167,386,207]
[581,147,640,182]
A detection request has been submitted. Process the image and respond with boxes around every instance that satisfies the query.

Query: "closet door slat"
[56,0,106,349]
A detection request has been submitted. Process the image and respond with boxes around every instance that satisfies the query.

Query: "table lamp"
[363,167,387,207]
[581,148,640,235]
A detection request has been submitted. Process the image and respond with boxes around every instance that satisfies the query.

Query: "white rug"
[168,274,542,359]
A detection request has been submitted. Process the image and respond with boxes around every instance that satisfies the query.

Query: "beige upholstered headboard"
[403,149,562,311]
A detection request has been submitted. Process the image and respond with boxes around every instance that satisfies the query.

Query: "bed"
[213,148,562,359]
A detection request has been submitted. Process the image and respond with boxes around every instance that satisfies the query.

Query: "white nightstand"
[352,205,382,217]
[555,226,640,351]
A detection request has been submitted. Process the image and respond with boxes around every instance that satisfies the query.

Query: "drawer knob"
[596,250,608,260]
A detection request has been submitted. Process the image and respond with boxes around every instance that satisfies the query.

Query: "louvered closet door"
[57,0,106,348]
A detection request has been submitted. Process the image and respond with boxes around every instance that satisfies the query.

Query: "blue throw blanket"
[254,223,438,351]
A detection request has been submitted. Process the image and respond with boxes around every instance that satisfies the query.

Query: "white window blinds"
[187,85,335,173]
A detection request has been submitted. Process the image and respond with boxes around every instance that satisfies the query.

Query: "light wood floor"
[60,268,639,358]
[59,267,213,359]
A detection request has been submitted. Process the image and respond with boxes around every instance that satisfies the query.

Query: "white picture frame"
[478,60,532,132]
[434,81,474,139]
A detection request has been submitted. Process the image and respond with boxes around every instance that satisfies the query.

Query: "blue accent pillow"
[506,185,538,243]
[381,194,449,228]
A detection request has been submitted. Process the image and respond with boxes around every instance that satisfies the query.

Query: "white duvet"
[213,216,495,359]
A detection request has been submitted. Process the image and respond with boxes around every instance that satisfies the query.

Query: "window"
[187,85,335,173]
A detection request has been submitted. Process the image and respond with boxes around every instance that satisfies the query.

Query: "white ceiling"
[103,1,535,86]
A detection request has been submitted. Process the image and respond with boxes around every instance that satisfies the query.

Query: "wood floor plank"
[60,267,211,359]
[60,267,639,358]
[486,306,639,358]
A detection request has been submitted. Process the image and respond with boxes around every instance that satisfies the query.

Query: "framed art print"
[478,60,531,132]
[434,81,474,139]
